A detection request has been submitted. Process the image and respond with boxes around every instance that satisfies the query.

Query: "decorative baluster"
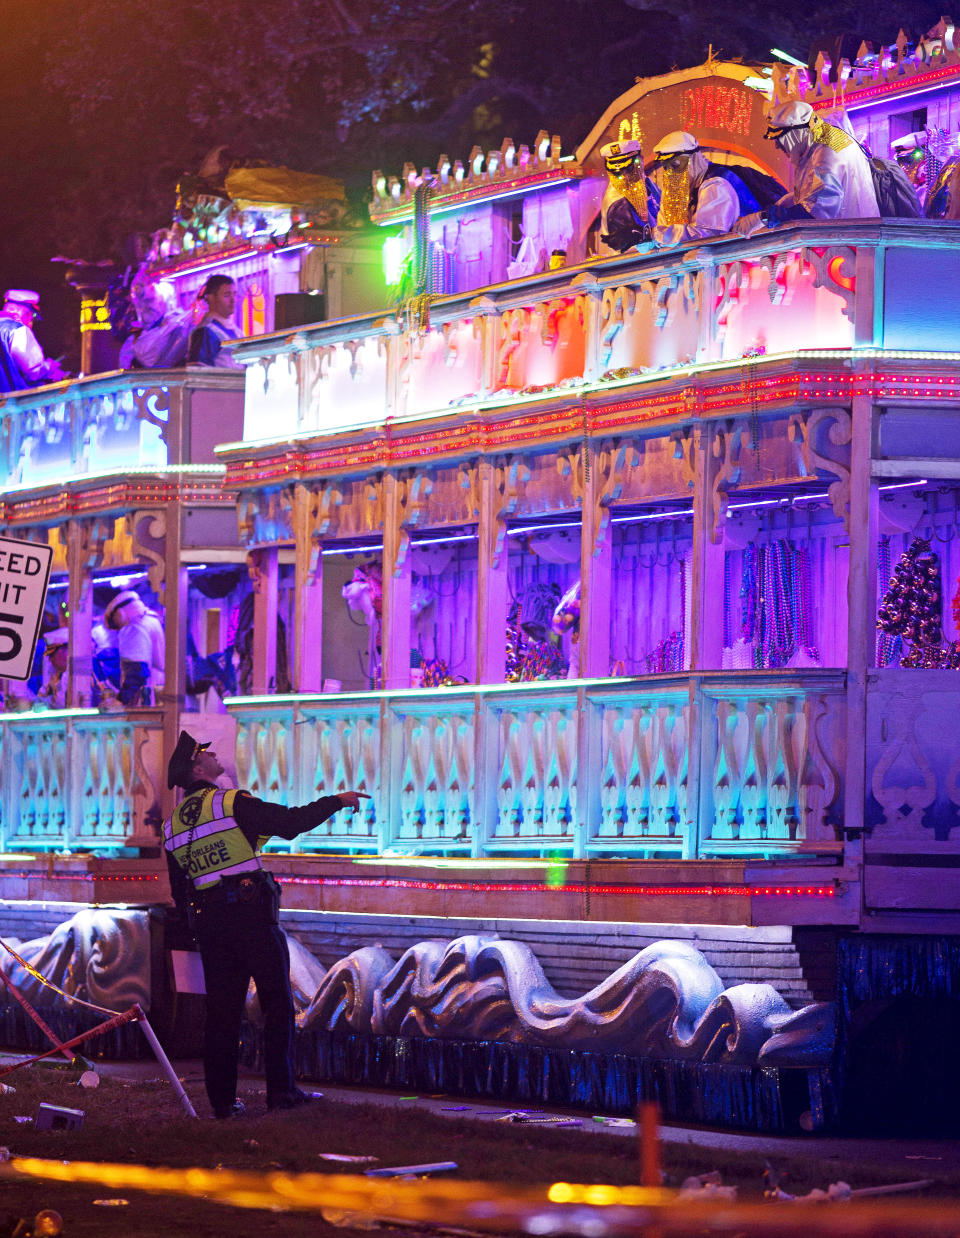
[711,700,741,839]
[599,709,626,837]
[739,700,767,839]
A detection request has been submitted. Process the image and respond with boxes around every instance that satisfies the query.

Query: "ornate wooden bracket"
[364,476,385,533]
[496,307,529,386]
[392,470,434,573]
[669,427,698,492]
[313,481,345,539]
[458,463,481,520]
[101,515,135,568]
[710,421,745,541]
[46,525,68,574]
[132,386,171,443]
[234,485,295,548]
[343,339,365,381]
[802,245,857,322]
[599,286,636,367]
[590,438,641,555]
[490,455,530,568]
[789,407,853,529]
[131,509,167,596]
[73,516,113,605]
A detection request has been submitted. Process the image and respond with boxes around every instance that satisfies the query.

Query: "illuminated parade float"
[3,30,960,1132]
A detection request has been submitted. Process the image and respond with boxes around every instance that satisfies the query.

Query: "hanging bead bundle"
[877,536,960,668]
[404,179,438,332]
[738,540,817,669]
[644,630,684,673]
[641,557,685,673]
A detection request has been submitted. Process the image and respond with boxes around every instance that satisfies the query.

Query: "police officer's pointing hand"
[338,791,371,811]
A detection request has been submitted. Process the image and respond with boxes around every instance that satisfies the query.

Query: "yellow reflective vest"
[162,788,264,890]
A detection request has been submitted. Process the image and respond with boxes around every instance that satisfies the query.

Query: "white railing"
[0,709,164,851]
[0,368,244,489]
[228,221,960,448]
[227,671,846,858]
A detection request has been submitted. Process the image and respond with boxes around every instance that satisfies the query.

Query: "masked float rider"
[164,730,369,1118]
[738,100,879,231]
[599,139,658,253]
[650,131,770,246]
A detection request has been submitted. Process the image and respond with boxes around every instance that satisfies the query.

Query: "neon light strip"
[223,671,703,706]
[815,61,960,110]
[372,177,576,226]
[275,874,835,897]
[0,709,99,722]
[156,242,311,280]
[321,543,383,557]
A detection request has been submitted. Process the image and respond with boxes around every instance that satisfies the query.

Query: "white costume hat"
[764,100,814,137]
[4,289,41,309]
[652,131,701,159]
[600,139,643,172]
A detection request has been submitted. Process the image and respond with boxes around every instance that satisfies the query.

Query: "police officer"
[164,730,369,1118]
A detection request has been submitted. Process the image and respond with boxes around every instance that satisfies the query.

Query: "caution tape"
[0,1007,139,1082]
[2,1159,959,1235]
[0,937,117,1017]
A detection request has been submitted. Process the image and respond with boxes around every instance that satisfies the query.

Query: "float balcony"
[0,367,245,494]
[219,218,960,464]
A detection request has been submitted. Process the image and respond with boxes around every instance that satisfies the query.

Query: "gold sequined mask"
[657,165,691,226]
[606,166,648,221]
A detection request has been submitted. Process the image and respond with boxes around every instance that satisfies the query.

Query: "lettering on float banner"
[0,535,53,681]
[583,74,791,184]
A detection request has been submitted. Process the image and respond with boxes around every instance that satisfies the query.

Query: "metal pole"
[133,1004,197,1119]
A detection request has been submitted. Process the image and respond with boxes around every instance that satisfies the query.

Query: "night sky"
[0,0,945,365]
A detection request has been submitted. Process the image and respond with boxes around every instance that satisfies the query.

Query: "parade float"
[3,28,960,1133]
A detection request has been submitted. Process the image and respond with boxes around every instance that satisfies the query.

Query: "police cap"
[167,730,211,789]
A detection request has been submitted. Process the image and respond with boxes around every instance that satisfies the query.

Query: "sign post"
[0,536,53,682]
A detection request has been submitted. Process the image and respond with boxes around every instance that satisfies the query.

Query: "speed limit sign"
[0,535,53,681]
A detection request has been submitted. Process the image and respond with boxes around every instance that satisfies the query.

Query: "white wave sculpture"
[0,908,151,1012]
[298,935,835,1067]
[0,913,834,1067]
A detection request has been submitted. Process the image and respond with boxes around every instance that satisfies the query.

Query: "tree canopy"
[0,0,948,355]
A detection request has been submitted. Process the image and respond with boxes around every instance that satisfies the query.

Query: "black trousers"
[198,918,295,1113]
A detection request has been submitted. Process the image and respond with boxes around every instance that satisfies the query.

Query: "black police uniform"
[166,780,345,1117]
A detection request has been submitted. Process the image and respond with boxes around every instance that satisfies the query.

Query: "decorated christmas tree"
[877,537,960,668]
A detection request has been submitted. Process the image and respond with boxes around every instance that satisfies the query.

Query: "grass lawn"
[1,1064,959,1237]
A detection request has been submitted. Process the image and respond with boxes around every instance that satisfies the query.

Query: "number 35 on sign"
[0,535,53,680]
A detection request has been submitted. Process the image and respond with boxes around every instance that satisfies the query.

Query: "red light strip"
[222,365,960,487]
[0,871,835,897]
[278,874,835,897]
[0,871,160,882]
[0,479,225,526]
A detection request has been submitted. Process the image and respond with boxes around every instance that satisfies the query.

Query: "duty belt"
[195,871,270,904]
